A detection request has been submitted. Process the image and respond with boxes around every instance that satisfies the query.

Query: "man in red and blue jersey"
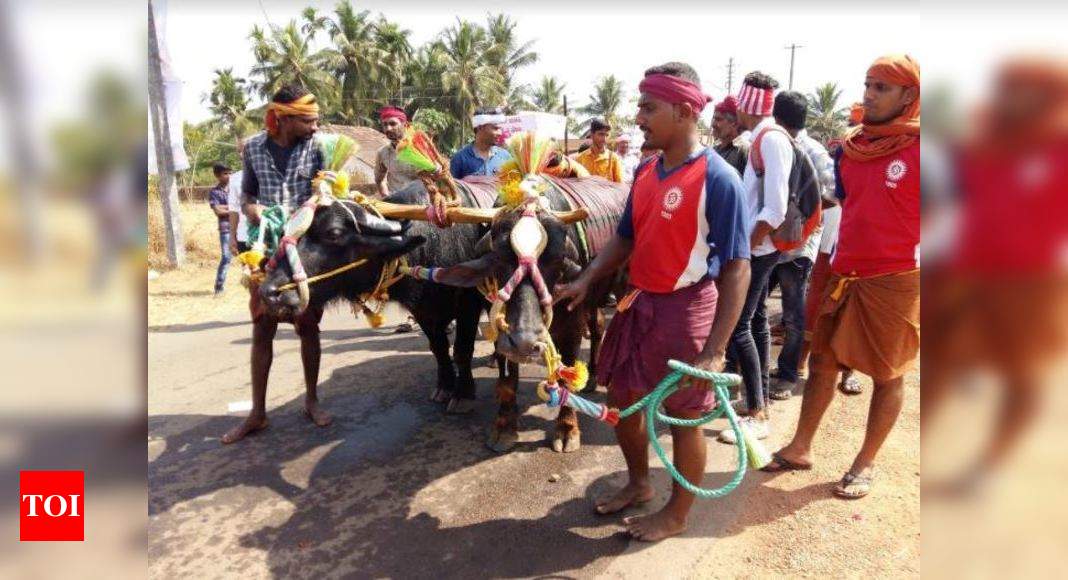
[556,61,751,542]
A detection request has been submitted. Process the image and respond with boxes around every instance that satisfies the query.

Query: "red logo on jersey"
[19,471,84,541]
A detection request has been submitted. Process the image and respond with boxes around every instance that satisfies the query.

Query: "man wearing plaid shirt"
[224,84,328,444]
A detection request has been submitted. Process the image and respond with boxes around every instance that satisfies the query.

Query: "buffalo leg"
[584,307,605,393]
[487,362,520,453]
[420,317,456,404]
[551,316,584,453]
[446,290,482,414]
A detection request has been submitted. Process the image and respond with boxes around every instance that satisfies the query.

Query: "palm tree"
[580,75,625,130]
[205,68,251,141]
[438,20,505,142]
[485,14,538,99]
[374,18,413,103]
[248,20,336,107]
[806,82,848,144]
[318,2,387,125]
[532,75,566,113]
[299,6,328,39]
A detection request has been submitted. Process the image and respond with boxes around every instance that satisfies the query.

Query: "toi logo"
[19,471,84,541]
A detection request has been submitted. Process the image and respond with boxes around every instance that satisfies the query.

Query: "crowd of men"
[210,53,920,542]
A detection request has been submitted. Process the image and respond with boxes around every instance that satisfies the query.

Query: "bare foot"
[221,415,268,444]
[594,480,655,515]
[303,400,333,427]
[623,509,687,542]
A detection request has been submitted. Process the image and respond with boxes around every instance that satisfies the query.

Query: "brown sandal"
[833,470,873,499]
[761,452,813,473]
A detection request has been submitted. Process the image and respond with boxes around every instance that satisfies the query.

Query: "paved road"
[148,304,915,578]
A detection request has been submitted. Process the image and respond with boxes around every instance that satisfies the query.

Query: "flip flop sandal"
[761,452,813,473]
[838,375,863,396]
[833,471,873,499]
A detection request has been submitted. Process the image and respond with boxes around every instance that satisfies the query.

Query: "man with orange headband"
[225,84,327,445]
[764,55,920,501]
[375,106,421,197]
[556,61,750,541]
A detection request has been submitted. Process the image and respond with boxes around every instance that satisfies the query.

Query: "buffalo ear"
[564,237,582,261]
[560,258,583,282]
[474,232,493,256]
[430,255,497,288]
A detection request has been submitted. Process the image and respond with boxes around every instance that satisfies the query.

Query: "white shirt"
[621,153,641,183]
[227,169,248,242]
[820,205,841,255]
[741,117,792,257]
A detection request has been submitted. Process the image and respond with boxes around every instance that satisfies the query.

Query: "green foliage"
[579,75,626,132]
[181,121,241,187]
[806,82,848,145]
[532,76,566,113]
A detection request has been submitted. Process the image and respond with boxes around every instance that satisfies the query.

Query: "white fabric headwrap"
[472,114,505,128]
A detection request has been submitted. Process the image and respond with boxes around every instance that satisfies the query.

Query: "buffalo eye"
[323,227,345,243]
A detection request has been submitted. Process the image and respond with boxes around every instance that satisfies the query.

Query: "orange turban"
[843,54,920,161]
[265,93,320,136]
[973,57,1068,152]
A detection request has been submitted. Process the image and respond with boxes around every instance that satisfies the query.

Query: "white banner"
[496,111,568,144]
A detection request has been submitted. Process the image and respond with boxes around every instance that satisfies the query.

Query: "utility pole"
[785,43,803,90]
[725,57,735,95]
[563,94,568,153]
[149,0,185,267]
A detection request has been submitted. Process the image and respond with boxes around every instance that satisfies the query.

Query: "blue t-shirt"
[449,144,511,179]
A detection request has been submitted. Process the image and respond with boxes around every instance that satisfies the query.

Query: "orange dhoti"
[810,269,920,381]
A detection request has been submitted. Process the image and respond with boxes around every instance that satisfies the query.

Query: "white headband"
[472,114,505,129]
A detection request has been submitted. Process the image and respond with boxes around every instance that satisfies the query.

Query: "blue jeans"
[729,252,780,413]
[215,230,231,292]
[774,257,813,383]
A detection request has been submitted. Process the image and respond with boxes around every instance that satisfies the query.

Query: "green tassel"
[744,428,773,470]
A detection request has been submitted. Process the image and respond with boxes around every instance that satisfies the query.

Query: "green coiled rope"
[615,360,748,498]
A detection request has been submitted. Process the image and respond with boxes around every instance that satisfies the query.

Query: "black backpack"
[751,126,822,252]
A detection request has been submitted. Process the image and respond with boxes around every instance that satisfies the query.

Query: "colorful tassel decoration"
[318,133,358,172]
[396,127,444,173]
[743,427,774,469]
[558,361,589,392]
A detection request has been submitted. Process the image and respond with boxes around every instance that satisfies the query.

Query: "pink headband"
[638,74,712,114]
[737,84,775,116]
[379,107,408,123]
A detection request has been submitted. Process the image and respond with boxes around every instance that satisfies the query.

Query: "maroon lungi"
[597,279,718,413]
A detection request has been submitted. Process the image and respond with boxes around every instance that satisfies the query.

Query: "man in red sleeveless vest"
[556,62,751,541]
[764,55,921,501]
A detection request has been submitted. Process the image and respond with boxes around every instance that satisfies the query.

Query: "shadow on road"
[149,319,249,334]
[150,319,827,577]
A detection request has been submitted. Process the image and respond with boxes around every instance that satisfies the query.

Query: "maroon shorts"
[597,279,718,414]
